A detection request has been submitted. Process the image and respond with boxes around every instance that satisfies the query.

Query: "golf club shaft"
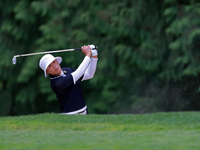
[12,46,98,64]
[15,48,82,58]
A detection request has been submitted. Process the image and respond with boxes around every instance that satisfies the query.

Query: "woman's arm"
[71,45,92,84]
[81,57,98,81]
[81,45,98,81]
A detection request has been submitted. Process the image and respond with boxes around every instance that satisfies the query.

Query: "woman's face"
[46,59,62,76]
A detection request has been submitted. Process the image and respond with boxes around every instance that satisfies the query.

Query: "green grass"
[0,112,200,150]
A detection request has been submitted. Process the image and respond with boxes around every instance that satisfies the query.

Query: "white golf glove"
[90,44,98,56]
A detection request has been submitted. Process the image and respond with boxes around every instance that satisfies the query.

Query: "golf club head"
[12,56,17,65]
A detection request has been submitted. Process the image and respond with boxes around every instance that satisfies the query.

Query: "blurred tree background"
[0,0,200,116]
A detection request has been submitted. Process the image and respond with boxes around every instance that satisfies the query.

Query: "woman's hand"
[81,45,92,57]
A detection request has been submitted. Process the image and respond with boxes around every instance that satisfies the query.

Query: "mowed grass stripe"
[0,112,199,131]
[0,112,200,150]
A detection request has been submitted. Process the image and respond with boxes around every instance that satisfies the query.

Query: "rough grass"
[0,112,200,150]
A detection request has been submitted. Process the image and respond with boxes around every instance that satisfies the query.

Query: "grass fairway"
[0,112,200,150]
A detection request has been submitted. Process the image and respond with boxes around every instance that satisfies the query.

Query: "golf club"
[12,46,98,65]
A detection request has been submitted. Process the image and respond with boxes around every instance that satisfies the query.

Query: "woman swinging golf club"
[39,44,98,115]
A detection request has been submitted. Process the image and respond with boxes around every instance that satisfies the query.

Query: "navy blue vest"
[50,67,86,113]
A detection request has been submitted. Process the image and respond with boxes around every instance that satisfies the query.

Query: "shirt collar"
[50,70,66,80]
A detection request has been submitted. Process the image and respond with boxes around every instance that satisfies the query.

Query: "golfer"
[39,45,98,115]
